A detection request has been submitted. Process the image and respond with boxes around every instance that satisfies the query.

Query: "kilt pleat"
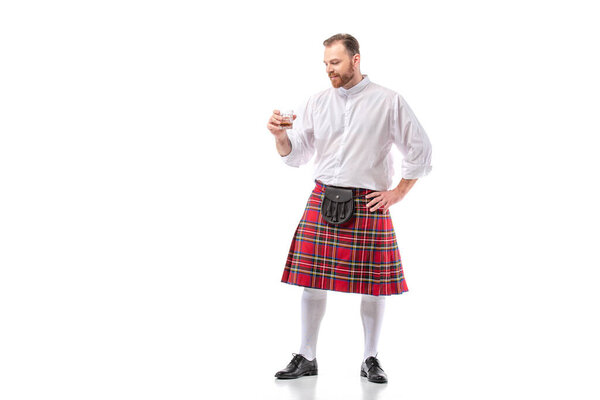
[281,180,409,296]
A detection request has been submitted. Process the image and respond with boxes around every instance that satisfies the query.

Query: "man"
[267,33,432,384]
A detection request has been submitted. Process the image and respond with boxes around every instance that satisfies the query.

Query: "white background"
[1,0,599,399]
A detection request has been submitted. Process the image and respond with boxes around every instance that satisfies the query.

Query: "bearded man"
[267,33,432,384]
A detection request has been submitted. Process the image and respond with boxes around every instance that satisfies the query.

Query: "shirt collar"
[338,75,370,96]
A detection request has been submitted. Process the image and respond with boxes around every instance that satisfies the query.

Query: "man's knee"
[303,287,328,300]
[361,294,385,304]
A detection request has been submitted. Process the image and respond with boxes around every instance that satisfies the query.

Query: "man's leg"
[299,287,327,360]
[360,294,385,360]
[275,287,326,379]
[360,294,388,383]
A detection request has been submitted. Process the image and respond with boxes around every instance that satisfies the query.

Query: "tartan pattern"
[281,180,409,296]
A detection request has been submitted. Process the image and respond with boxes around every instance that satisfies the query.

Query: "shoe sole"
[275,369,318,379]
[360,370,388,384]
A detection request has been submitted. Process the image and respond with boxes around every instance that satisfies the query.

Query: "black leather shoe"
[275,353,318,379]
[361,356,388,383]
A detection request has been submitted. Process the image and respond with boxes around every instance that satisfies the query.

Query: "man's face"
[324,42,358,89]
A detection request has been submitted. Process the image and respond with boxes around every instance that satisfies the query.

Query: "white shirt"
[282,75,432,191]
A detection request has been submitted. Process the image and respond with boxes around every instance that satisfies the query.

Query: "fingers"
[267,122,285,135]
[370,201,384,212]
[272,110,286,125]
[267,111,286,134]
[270,114,284,124]
[371,200,389,213]
[267,122,282,131]
[366,194,384,211]
[366,192,391,212]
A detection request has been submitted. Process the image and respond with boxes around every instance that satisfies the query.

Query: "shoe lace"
[290,353,304,367]
[367,356,382,372]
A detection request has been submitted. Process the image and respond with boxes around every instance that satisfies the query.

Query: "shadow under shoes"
[361,356,388,383]
[275,353,318,379]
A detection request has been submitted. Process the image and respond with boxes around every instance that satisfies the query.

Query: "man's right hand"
[267,109,295,157]
[267,110,296,138]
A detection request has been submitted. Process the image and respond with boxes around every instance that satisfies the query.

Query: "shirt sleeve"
[281,97,315,167]
[392,94,433,179]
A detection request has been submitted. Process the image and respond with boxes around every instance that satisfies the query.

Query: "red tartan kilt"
[281,180,409,296]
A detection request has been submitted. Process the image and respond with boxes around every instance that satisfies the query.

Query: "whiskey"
[281,110,294,130]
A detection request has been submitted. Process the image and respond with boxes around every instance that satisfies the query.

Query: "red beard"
[329,69,354,88]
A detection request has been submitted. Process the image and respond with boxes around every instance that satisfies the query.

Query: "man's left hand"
[365,188,405,213]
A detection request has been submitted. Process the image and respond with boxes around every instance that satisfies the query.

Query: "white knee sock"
[361,294,386,361]
[298,288,327,361]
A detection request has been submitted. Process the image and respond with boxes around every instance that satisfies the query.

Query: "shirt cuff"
[280,132,301,167]
[402,163,432,179]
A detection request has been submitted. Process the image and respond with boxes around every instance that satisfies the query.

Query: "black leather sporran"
[321,186,354,225]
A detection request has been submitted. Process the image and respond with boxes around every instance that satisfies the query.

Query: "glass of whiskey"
[280,110,294,129]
